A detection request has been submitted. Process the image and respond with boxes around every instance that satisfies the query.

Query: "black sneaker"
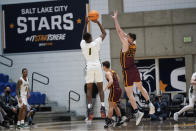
[116,117,123,126]
[20,124,25,129]
[104,118,113,128]
[125,111,134,122]
[2,121,9,129]
[100,106,106,118]
[16,125,22,129]
[88,108,94,120]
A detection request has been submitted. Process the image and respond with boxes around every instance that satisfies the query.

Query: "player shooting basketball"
[80,16,106,120]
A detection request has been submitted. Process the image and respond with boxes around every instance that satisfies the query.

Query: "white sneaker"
[135,111,144,126]
[174,112,179,121]
[149,103,155,115]
[122,116,127,122]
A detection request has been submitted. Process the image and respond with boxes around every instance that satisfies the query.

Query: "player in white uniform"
[174,72,196,121]
[81,17,106,120]
[16,68,30,128]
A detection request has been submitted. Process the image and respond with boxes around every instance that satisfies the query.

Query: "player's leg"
[125,86,137,110]
[97,82,106,118]
[97,82,104,103]
[104,101,114,128]
[86,69,94,120]
[174,88,195,121]
[87,83,93,106]
[17,107,22,128]
[135,82,155,114]
[86,83,94,120]
[95,68,106,118]
[20,104,27,127]
[125,86,144,125]
[108,102,114,118]
[113,103,121,117]
[113,103,123,126]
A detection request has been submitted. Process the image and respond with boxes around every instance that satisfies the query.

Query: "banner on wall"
[159,57,186,92]
[135,59,156,93]
[2,0,86,53]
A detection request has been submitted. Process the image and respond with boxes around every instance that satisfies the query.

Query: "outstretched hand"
[111,10,118,19]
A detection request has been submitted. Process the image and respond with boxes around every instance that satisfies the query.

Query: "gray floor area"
[1,117,196,131]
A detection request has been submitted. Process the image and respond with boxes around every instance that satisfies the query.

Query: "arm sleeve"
[80,40,85,48]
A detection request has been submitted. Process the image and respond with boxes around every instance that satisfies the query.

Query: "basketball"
[88,10,99,21]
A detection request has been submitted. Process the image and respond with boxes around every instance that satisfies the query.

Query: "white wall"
[0,0,110,116]
[124,0,196,12]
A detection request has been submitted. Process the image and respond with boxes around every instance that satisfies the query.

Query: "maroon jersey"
[120,44,136,69]
[107,70,122,102]
[120,44,141,87]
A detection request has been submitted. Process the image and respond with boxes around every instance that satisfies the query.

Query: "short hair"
[128,33,136,41]
[22,68,27,73]
[4,85,10,90]
[102,61,110,68]
[83,32,91,42]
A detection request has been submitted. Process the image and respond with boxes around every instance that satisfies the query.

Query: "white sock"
[17,121,21,125]
[101,102,105,107]
[21,120,24,124]
[88,104,92,108]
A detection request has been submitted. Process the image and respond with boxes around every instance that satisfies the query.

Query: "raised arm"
[112,11,129,46]
[92,20,107,40]
[82,17,89,37]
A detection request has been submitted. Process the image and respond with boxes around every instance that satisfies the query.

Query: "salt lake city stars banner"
[2,0,86,53]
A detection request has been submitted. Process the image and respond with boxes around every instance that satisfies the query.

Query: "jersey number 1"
[89,48,91,56]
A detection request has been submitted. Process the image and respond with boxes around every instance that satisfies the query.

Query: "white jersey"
[191,72,196,92]
[80,37,102,70]
[19,77,29,97]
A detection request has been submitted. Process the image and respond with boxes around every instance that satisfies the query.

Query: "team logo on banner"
[2,0,86,53]
[135,59,156,94]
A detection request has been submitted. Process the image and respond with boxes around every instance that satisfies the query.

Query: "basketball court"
[1,118,195,131]
[0,0,196,130]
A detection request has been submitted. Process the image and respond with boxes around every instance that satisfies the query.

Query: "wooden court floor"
[3,117,196,131]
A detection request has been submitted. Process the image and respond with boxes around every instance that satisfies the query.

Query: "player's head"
[22,68,28,77]
[102,61,110,71]
[4,86,11,94]
[127,33,136,44]
[83,32,92,43]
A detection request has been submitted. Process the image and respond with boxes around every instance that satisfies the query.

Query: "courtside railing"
[31,72,49,92]
[68,90,80,112]
[0,55,13,67]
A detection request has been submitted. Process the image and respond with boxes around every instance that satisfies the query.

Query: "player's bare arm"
[27,87,31,98]
[112,11,127,38]
[190,78,196,85]
[82,17,89,37]
[112,11,129,51]
[16,80,22,98]
[16,80,22,103]
[92,20,106,40]
[104,72,113,91]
